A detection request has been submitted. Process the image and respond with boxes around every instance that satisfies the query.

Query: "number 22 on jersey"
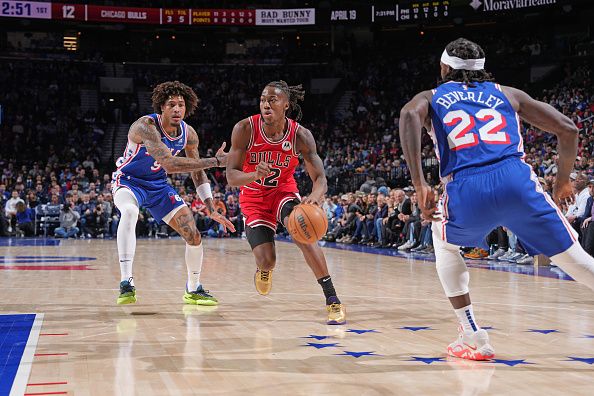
[444,108,510,151]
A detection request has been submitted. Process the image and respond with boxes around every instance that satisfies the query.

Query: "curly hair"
[266,80,305,121]
[151,80,199,117]
[441,38,494,86]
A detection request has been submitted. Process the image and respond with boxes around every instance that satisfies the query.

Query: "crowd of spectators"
[1,30,593,264]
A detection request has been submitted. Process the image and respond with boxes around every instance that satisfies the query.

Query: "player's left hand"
[414,182,440,221]
[553,179,574,207]
[210,211,236,233]
[304,192,324,206]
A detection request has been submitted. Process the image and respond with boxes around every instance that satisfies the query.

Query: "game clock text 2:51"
[0,1,51,18]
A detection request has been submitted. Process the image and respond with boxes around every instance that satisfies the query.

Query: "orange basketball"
[287,203,328,244]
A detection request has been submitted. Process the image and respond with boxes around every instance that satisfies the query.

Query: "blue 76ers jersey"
[429,81,524,178]
[113,113,188,183]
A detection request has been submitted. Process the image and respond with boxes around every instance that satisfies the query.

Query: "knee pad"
[433,224,470,297]
[246,225,275,250]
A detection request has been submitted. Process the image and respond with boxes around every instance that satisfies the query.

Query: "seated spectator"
[83,205,107,238]
[371,193,388,247]
[191,196,209,232]
[54,202,80,238]
[4,190,24,233]
[207,193,227,238]
[398,192,421,251]
[225,194,242,237]
[15,201,35,237]
[324,194,360,242]
[581,180,594,256]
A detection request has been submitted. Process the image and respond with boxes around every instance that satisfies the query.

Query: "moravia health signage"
[469,0,557,11]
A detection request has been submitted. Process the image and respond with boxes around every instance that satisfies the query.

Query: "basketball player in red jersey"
[226,81,346,325]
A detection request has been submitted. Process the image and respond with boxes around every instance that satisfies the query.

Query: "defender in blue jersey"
[112,81,234,306]
[400,38,594,361]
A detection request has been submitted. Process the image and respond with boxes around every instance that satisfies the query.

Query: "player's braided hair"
[266,80,305,121]
[151,80,199,117]
[441,38,494,86]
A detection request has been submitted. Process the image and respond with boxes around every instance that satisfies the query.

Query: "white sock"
[185,243,204,291]
[551,242,594,292]
[454,304,480,333]
[115,190,139,286]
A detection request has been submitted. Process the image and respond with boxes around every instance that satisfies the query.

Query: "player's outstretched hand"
[553,179,574,207]
[415,182,440,221]
[210,211,236,233]
[215,142,228,167]
[254,161,271,179]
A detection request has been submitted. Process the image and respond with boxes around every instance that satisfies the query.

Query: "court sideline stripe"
[11,313,44,396]
[27,382,68,386]
[24,392,67,396]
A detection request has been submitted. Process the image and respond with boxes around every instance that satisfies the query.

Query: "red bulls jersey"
[241,114,300,195]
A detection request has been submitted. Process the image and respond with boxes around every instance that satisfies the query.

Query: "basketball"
[287,204,328,244]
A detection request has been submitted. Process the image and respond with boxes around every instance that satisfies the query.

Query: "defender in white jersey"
[400,38,594,360]
[112,81,235,306]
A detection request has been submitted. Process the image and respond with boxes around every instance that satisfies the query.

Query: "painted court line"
[27,382,68,386]
[10,313,44,396]
[33,353,68,357]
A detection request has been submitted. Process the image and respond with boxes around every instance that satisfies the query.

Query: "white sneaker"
[504,252,523,262]
[516,254,534,265]
[487,248,507,260]
[447,328,495,361]
[497,250,513,261]
[398,241,413,250]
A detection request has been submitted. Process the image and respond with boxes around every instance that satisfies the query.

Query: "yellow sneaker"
[254,269,273,295]
[326,297,346,325]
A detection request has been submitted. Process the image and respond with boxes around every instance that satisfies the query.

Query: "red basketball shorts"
[240,189,301,231]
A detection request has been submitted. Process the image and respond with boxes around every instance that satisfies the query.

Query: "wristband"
[197,183,213,202]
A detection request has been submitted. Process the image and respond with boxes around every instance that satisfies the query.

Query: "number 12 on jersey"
[255,167,281,187]
[444,108,510,151]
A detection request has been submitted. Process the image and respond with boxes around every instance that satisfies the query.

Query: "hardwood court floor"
[1,237,594,395]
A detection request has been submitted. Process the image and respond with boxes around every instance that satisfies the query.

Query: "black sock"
[317,276,340,304]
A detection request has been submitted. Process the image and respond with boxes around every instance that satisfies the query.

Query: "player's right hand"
[414,182,440,221]
[553,179,574,207]
[215,142,228,167]
[254,161,271,179]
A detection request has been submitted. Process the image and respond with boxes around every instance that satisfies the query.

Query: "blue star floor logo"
[407,356,445,364]
[491,359,534,367]
[398,326,433,332]
[335,351,379,358]
[300,335,335,340]
[566,357,594,365]
[346,329,379,334]
[526,329,560,334]
[302,342,341,349]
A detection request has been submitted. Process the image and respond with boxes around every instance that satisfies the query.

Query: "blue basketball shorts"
[112,174,185,224]
[437,157,578,257]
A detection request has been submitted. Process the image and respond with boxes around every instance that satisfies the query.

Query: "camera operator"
[54,202,80,238]
[83,204,107,238]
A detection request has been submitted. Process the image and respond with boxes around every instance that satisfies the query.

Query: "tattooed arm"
[129,116,224,173]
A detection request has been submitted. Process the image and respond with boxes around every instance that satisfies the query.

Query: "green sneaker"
[183,285,218,306]
[117,279,137,305]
